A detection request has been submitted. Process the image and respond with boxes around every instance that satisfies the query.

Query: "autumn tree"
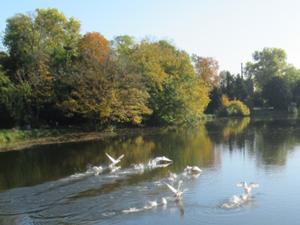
[192,55,219,88]
[79,32,110,65]
[58,37,152,126]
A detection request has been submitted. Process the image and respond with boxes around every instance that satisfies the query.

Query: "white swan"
[222,182,259,209]
[91,166,103,175]
[184,165,202,174]
[148,156,172,168]
[105,153,124,169]
[165,180,187,200]
[237,181,259,195]
[133,163,145,172]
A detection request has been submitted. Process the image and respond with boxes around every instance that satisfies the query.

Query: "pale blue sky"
[1,0,300,73]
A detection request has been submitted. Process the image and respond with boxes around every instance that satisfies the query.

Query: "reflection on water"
[1,117,300,224]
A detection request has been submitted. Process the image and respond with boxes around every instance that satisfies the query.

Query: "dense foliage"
[207,47,300,114]
[0,9,211,128]
[245,48,300,111]
[2,8,299,129]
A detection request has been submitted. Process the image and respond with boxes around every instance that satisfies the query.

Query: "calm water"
[1,117,300,225]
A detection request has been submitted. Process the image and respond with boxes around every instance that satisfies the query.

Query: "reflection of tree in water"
[0,135,156,190]
[222,117,250,140]
[206,117,251,152]
[253,120,300,166]
[103,135,155,165]
[206,117,300,168]
[151,126,217,171]
[101,126,218,173]
[0,127,217,190]
[3,118,300,190]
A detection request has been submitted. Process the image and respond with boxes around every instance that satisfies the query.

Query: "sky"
[1,0,300,73]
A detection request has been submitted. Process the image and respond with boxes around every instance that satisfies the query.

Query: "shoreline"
[1,114,292,152]
[0,131,118,152]
[0,127,169,152]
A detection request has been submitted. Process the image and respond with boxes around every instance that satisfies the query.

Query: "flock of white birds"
[92,153,259,212]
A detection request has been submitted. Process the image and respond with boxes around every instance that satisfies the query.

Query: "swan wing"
[156,163,171,168]
[117,154,124,162]
[192,166,202,172]
[161,156,172,162]
[105,153,116,163]
[165,183,178,194]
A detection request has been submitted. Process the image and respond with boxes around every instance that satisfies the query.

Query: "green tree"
[220,71,235,99]
[292,80,300,107]
[205,87,222,114]
[4,8,80,76]
[234,74,248,101]
[0,68,32,126]
[246,48,287,90]
[131,40,210,124]
[0,69,14,127]
[262,76,291,110]
[3,8,81,125]
[111,35,136,57]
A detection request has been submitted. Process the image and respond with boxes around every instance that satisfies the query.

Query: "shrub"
[218,96,250,117]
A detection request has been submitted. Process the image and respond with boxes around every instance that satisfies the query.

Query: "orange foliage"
[79,32,109,64]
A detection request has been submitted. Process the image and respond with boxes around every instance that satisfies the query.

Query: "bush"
[217,96,250,117]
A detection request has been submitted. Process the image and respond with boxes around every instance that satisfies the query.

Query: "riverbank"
[1,112,294,152]
[0,127,171,152]
[0,128,120,152]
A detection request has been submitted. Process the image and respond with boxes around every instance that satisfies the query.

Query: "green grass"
[0,129,69,145]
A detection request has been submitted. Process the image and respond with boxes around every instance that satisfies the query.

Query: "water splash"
[122,197,168,214]
[221,194,251,209]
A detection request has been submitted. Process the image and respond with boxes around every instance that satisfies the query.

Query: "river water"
[1,117,300,225]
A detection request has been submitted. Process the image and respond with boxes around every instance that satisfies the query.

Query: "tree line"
[0,8,298,129]
[0,8,212,128]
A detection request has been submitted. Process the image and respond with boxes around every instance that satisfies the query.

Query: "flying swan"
[237,181,259,195]
[105,153,124,171]
[165,180,187,200]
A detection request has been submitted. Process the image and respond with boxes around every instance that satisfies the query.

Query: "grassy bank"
[0,128,119,152]
[0,129,67,143]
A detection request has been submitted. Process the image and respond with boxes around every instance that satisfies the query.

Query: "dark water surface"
[1,117,300,225]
